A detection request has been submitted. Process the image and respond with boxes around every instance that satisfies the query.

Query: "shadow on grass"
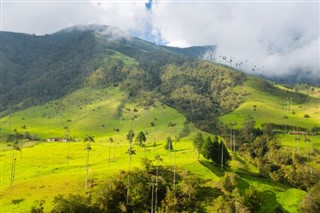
[199,160,225,177]
[260,190,289,213]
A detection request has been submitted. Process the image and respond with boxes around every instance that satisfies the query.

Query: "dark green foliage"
[257,79,309,104]
[221,172,238,193]
[164,137,173,150]
[242,186,262,212]
[201,137,216,162]
[193,132,204,159]
[311,126,320,135]
[135,131,146,147]
[51,194,98,213]
[201,136,231,167]
[299,182,320,213]
[243,116,256,143]
[126,130,135,143]
[234,122,320,190]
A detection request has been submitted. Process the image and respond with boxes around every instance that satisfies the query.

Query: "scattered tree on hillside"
[136,131,147,147]
[20,125,27,159]
[304,114,311,119]
[165,137,173,151]
[64,126,71,167]
[154,154,163,213]
[83,135,95,193]
[127,129,135,144]
[243,116,256,143]
[201,135,231,168]
[299,182,320,213]
[108,137,113,166]
[126,146,136,205]
[10,129,21,188]
[193,133,204,159]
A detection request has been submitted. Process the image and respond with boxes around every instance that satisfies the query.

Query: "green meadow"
[0,85,309,212]
[220,78,320,129]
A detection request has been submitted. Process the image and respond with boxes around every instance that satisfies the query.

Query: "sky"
[1,0,319,78]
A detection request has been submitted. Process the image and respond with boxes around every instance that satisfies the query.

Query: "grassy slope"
[220,77,320,129]
[0,86,307,212]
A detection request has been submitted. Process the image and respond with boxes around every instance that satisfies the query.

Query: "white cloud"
[151,2,319,77]
[1,1,319,78]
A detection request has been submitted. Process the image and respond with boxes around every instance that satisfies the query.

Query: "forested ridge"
[0,26,245,132]
[1,25,319,212]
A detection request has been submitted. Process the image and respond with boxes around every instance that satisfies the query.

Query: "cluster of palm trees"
[216,55,265,75]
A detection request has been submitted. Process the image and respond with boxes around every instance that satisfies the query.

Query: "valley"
[0,26,319,212]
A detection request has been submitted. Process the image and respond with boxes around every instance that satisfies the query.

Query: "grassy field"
[0,87,188,140]
[0,86,308,212]
[0,136,306,212]
[220,77,320,129]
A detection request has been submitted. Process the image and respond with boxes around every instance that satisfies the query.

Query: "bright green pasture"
[220,78,320,129]
[1,137,306,212]
[276,134,320,151]
[0,86,307,212]
[0,87,187,140]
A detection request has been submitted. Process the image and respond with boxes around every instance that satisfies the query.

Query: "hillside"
[1,25,320,212]
[0,26,246,134]
[0,86,307,212]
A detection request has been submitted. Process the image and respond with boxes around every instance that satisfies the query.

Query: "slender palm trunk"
[151,180,154,213]
[173,140,176,189]
[221,142,224,169]
[20,141,23,159]
[67,141,71,167]
[233,132,236,152]
[127,155,132,205]
[108,140,111,166]
[113,139,116,161]
[155,165,158,213]
[10,150,16,188]
[85,148,89,193]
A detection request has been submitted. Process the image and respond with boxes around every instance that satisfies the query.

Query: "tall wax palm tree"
[126,146,136,205]
[108,137,113,166]
[10,129,21,188]
[83,135,95,193]
[20,125,27,159]
[154,154,163,213]
[64,126,71,167]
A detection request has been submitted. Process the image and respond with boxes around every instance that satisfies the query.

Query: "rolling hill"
[1,25,320,212]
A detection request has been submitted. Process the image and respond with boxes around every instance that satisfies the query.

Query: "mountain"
[0,25,246,132]
[1,25,319,213]
[162,45,216,60]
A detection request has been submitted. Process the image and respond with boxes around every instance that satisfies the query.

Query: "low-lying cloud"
[1,1,319,79]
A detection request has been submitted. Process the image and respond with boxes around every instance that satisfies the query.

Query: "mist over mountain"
[1,24,317,123]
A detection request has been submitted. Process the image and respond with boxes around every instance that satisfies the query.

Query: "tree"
[243,186,262,212]
[20,125,27,159]
[51,194,96,213]
[304,114,311,119]
[154,154,163,213]
[126,146,136,205]
[193,133,204,159]
[299,182,320,213]
[10,129,21,188]
[64,126,71,167]
[136,131,147,147]
[220,140,231,168]
[83,135,95,193]
[108,137,114,166]
[201,137,214,161]
[165,137,173,151]
[243,116,256,143]
[127,129,135,144]
[201,136,230,167]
